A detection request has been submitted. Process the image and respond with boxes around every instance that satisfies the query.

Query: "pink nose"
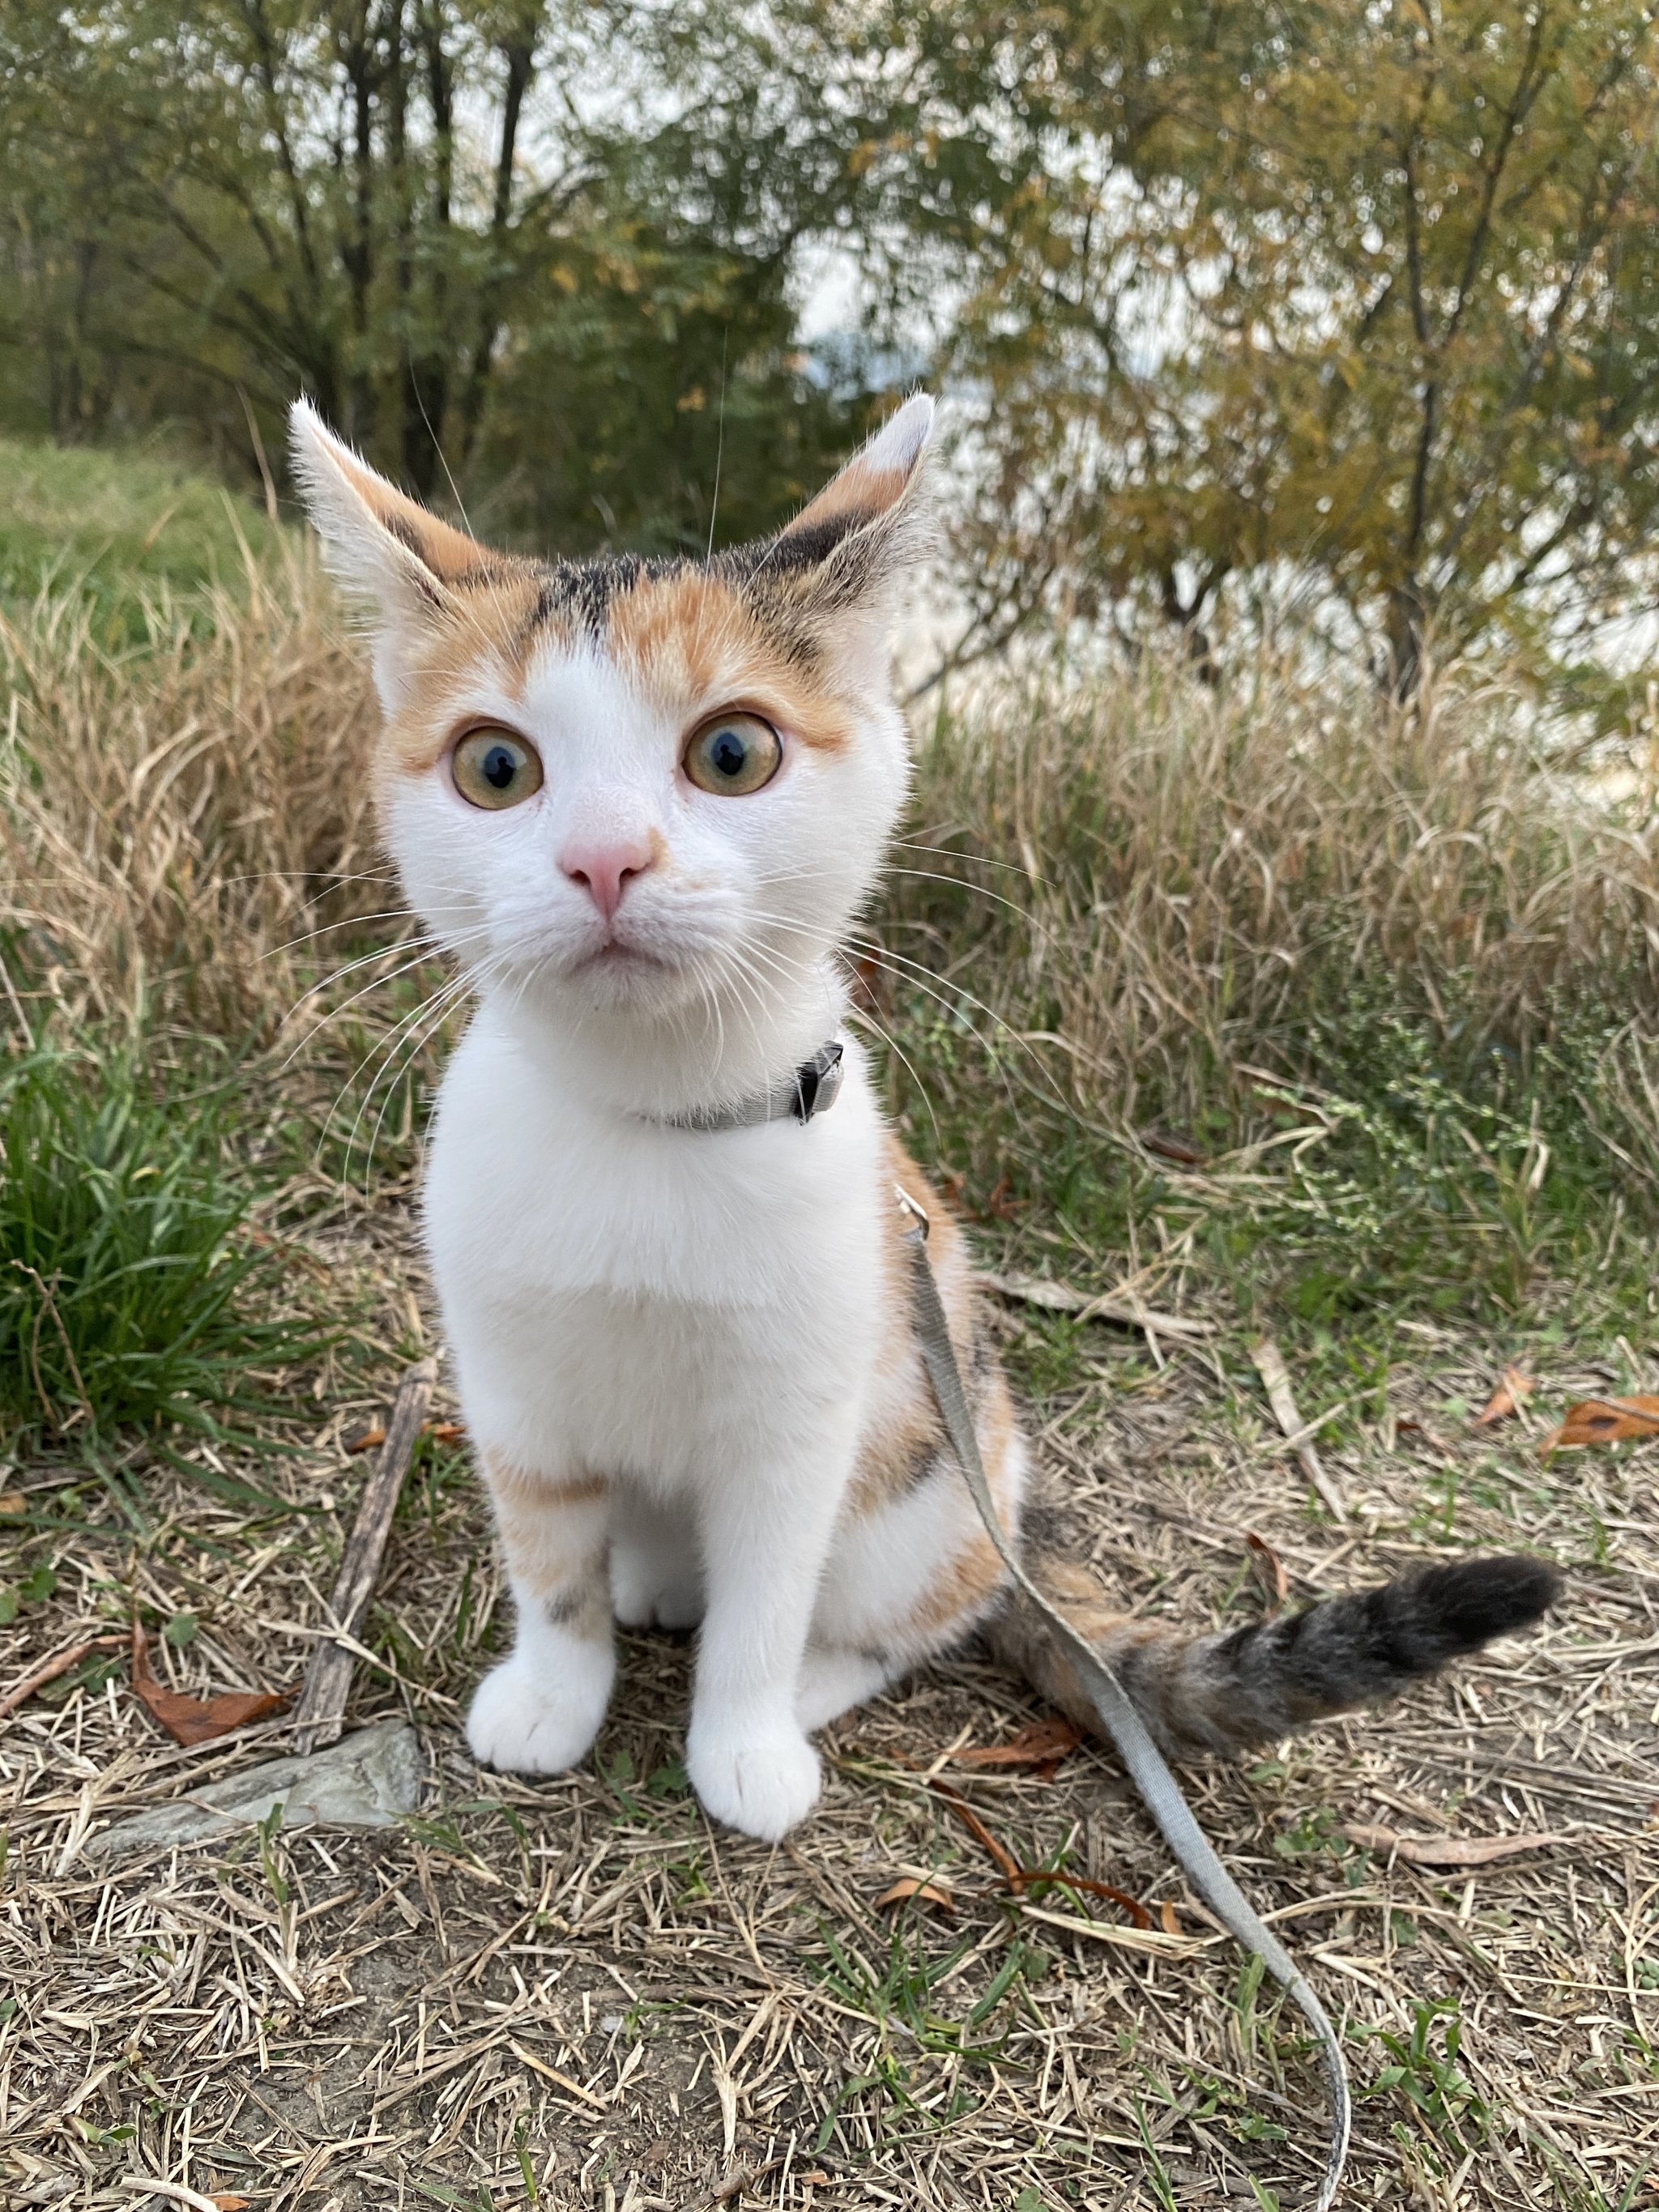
[560,839,655,923]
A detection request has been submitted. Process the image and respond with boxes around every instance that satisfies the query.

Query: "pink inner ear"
[787,398,932,536]
[788,456,912,535]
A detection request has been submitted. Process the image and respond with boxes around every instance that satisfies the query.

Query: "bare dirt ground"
[2,1201,1657,2212]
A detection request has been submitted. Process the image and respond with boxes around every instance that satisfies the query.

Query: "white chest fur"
[424,1002,888,1493]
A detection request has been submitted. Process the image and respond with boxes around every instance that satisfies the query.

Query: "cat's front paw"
[686,1712,821,1841]
[466,1654,609,1775]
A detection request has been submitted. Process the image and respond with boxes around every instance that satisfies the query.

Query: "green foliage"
[0,436,282,640]
[1362,1997,1490,2150]
[852,0,1659,694]
[0,0,868,554]
[0,1038,318,1449]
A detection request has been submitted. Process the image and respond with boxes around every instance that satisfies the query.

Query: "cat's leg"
[795,1644,898,1733]
[611,1488,703,1630]
[467,1456,615,1775]
[684,1418,861,1843]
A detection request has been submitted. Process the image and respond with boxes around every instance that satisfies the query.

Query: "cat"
[290,394,1559,1842]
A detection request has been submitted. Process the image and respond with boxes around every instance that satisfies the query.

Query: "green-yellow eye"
[683,711,783,796]
[452,727,544,810]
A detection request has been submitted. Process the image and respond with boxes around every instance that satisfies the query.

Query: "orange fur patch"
[328,444,499,587]
[606,569,856,754]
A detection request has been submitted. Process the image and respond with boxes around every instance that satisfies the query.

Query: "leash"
[898,1187,1351,2210]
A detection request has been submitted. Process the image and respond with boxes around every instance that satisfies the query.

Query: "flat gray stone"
[87,1718,428,1860]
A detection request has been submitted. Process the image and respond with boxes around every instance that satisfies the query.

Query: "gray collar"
[662,1038,846,1132]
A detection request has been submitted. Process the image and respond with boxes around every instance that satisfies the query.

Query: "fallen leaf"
[0,1493,24,1515]
[928,1778,1025,1886]
[426,1420,466,1443]
[1159,1899,1183,1936]
[1017,1869,1154,1928]
[876,1876,954,1912]
[1344,1822,1570,1867]
[346,1426,386,1454]
[928,1782,1153,1927]
[956,1714,1083,1776]
[1244,1532,1288,1617]
[1539,1395,1659,1455]
[1141,1128,1205,1167]
[975,1171,1026,1222]
[130,1623,292,1746]
[210,2197,252,2210]
[1473,1365,1535,1426]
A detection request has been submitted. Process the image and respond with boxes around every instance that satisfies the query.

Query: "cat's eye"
[682,711,783,797]
[451,727,544,811]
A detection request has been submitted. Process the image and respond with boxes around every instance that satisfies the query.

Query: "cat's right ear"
[288,399,489,706]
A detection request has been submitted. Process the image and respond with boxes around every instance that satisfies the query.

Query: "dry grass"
[0,551,382,1041]
[897,653,1659,1133]
[2,560,1659,2210]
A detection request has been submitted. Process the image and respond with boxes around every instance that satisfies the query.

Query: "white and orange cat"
[292,396,1556,1843]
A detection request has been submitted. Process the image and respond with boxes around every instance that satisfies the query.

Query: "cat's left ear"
[763,393,936,620]
[288,399,492,706]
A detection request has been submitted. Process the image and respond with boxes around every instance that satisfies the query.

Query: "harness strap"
[901,1191,1350,2211]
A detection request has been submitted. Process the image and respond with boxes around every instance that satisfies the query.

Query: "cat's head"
[290,396,933,1100]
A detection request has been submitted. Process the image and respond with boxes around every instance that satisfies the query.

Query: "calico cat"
[290,394,1558,1842]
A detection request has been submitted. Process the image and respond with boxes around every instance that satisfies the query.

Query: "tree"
[0,0,868,552]
[851,0,1659,695]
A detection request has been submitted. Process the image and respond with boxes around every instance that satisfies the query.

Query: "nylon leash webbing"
[902,1201,1350,2210]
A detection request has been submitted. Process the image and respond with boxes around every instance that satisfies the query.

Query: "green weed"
[0,1038,325,1465]
[1361,1996,1489,2149]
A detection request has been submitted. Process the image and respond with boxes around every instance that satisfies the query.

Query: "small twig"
[0,1634,125,1721]
[927,1777,1153,1929]
[292,1357,437,1752]
[117,2178,227,2212]
[1251,1336,1349,1522]
[977,1270,1213,1340]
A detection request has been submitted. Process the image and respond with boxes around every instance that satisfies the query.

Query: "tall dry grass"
[893,654,1659,1144]
[3,555,1655,1213]
[0,547,384,1042]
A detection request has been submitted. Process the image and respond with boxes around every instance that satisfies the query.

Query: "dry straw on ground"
[2,1228,1655,2211]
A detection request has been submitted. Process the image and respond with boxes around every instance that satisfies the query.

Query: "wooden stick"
[293,1357,437,1752]
[0,1634,125,1720]
[1250,1336,1349,1522]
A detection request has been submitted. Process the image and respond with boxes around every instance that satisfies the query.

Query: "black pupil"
[482,744,517,790]
[710,729,748,779]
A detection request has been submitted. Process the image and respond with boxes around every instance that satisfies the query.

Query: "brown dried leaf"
[1159,1899,1183,1936]
[0,1493,23,1515]
[427,1420,466,1443]
[1244,1532,1288,1617]
[1141,1128,1205,1167]
[1344,1822,1570,1867]
[1539,1395,1659,1456]
[210,2197,253,2210]
[876,1877,953,1912]
[130,1623,292,1747]
[346,1425,386,1454]
[955,1714,1083,1775]
[928,1779,1025,1887]
[1473,1365,1535,1426]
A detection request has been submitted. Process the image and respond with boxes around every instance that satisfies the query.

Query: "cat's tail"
[985,1551,1560,1758]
